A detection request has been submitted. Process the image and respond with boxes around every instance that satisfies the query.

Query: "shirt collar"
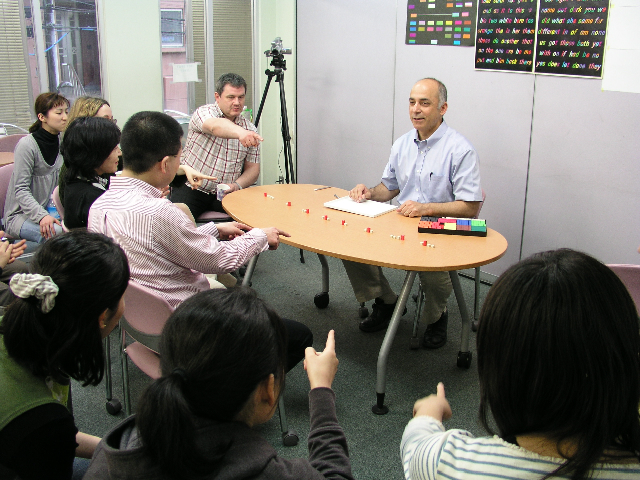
[413,119,449,147]
[110,176,164,198]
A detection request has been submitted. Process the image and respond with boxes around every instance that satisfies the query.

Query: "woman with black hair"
[60,116,121,229]
[0,230,130,479]
[401,249,640,479]
[87,288,353,480]
[3,92,68,243]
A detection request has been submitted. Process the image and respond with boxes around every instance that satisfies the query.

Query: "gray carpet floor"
[72,243,493,480]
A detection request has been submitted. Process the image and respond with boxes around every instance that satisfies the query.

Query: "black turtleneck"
[31,128,60,166]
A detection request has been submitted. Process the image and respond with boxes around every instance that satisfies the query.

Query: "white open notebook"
[323,196,397,218]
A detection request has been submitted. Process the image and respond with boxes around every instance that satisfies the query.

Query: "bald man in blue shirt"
[344,78,482,349]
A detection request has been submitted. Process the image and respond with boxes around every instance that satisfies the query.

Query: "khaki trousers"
[342,260,452,325]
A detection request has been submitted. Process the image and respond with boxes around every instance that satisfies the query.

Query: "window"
[161,9,184,48]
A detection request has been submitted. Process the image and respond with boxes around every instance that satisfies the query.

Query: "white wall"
[97,0,163,125]
[297,0,640,276]
[297,0,398,191]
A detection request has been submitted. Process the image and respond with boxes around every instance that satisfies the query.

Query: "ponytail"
[136,371,225,479]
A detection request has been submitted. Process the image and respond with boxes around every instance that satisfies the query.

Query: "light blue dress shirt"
[381,120,482,206]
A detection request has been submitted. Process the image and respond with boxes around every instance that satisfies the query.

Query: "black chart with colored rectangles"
[406,0,478,46]
[475,0,537,72]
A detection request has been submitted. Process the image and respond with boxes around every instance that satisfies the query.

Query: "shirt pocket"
[427,174,452,203]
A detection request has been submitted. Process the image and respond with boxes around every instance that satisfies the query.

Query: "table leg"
[449,271,472,369]
[373,271,417,415]
[242,255,260,287]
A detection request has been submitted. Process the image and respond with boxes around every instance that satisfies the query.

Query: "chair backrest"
[476,189,486,219]
[122,280,175,352]
[0,134,26,153]
[52,185,64,219]
[0,163,15,221]
[607,264,640,316]
[196,210,232,223]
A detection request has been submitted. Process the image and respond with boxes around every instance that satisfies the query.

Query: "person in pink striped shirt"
[89,111,312,370]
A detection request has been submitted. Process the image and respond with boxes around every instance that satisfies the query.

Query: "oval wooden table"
[223,184,508,413]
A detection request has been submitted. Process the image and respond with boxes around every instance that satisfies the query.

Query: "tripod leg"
[255,72,274,127]
[277,74,295,184]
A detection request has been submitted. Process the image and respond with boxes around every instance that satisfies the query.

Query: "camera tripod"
[254,46,295,184]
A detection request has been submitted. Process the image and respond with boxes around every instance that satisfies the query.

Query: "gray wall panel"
[297,0,398,190]
[522,76,640,264]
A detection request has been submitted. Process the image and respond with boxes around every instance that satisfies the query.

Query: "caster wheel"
[314,292,329,309]
[358,306,369,318]
[106,398,122,415]
[456,351,472,369]
[471,319,479,332]
[282,430,299,447]
[238,265,247,277]
[410,337,420,350]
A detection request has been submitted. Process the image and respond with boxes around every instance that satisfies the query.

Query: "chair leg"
[278,395,299,447]
[410,285,424,349]
[104,328,122,415]
[121,332,132,416]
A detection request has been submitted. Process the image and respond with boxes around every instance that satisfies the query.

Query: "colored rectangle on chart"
[427,27,434,31]
[408,4,415,8]
[452,12,459,17]
[410,27,416,31]
[419,27,425,31]
[455,20,462,24]
[436,27,443,31]
[419,20,426,25]
[462,11,469,16]
[410,21,417,25]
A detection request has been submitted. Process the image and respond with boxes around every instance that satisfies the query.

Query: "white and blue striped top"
[401,416,640,480]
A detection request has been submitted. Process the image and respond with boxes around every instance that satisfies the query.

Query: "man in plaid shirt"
[171,73,263,219]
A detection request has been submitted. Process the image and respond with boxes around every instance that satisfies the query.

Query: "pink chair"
[119,281,173,415]
[118,280,299,445]
[0,134,26,153]
[607,264,640,316]
[0,163,14,231]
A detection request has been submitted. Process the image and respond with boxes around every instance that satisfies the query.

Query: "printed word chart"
[475,0,609,77]
[534,0,608,77]
[406,0,478,46]
[475,0,537,72]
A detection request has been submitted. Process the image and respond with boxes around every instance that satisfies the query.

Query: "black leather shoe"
[422,309,448,349]
[359,298,406,333]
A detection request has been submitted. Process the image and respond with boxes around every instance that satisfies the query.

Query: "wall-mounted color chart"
[406,0,478,46]
[534,0,608,77]
[475,0,537,72]
[475,0,609,78]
